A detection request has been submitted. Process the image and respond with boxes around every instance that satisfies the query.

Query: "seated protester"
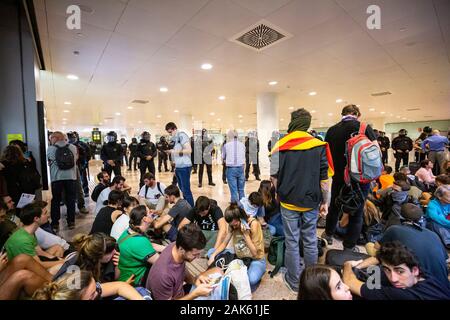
[370,180,419,229]
[90,190,124,235]
[207,203,266,292]
[435,174,450,188]
[177,196,227,253]
[258,180,283,236]
[415,160,436,190]
[95,175,126,215]
[1,195,21,225]
[374,166,394,197]
[53,233,119,283]
[138,172,167,212]
[147,224,214,300]
[343,241,450,300]
[91,171,110,202]
[0,253,53,300]
[152,185,192,242]
[0,199,17,250]
[362,203,449,285]
[400,165,426,191]
[4,203,64,270]
[118,206,164,286]
[425,185,450,249]
[377,173,423,202]
[33,270,146,300]
[298,265,352,300]
[110,196,139,240]
[239,192,266,228]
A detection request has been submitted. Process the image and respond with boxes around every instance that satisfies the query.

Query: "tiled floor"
[42,160,362,300]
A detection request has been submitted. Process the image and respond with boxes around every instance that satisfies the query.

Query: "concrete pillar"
[257,93,279,174]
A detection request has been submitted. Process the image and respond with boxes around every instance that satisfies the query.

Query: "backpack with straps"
[17,162,42,192]
[54,144,75,170]
[144,182,164,199]
[344,122,383,185]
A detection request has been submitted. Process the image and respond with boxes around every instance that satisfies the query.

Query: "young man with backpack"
[47,131,78,231]
[270,108,334,293]
[323,105,379,252]
[138,172,167,212]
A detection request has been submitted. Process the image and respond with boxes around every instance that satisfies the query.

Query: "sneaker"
[79,207,89,214]
[68,222,75,230]
[320,231,333,246]
[282,271,298,294]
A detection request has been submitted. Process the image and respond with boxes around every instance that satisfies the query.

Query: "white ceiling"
[34,0,450,134]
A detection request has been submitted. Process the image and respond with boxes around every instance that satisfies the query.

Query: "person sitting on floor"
[362,203,449,285]
[117,206,164,286]
[90,190,124,235]
[95,176,126,215]
[376,173,423,202]
[298,265,352,300]
[343,241,450,300]
[91,171,110,203]
[239,192,267,229]
[138,172,167,212]
[177,196,227,254]
[425,185,450,249]
[207,203,266,292]
[258,180,283,237]
[375,166,395,195]
[110,196,139,240]
[33,270,146,300]
[4,203,64,271]
[146,224,216,300]
[415,160,436,191]
[152,185,191,242]
[399,165,426,192]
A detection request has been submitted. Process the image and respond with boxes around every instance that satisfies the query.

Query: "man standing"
[128,137,139,171]
[120,138,128,168]
[198,129,215,188]
[222,130,246,203]
[392,129,413,172]
[165,122,194,207]
[67,132,89,214]
[156,136,170,172]
[421,130,449,175]
[47,131,78,231]
[245,132,261,181]
[270,108,333,293]
[100,131,123,177]
[322,105,378,250]
[377,131,390,165]
[137,131,157,189]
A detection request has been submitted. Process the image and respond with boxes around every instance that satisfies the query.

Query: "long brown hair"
[298,265,334,300]
[364,200,382,226]
[1,145,25,164]
[33,270,94,300]
[258,180,273,207]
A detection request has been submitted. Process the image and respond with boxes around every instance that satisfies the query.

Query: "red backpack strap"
[359,122,367,135]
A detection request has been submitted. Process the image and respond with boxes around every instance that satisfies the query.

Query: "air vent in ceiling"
[230,20,292,52]
[371,91,392,97]
[131,100,149,104]
[406,108,421,111]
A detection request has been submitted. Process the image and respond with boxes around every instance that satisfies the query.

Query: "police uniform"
[156,138,169,172]
[137,139,157,188]
[128,140,139,170]
[245,137,261,180]
[120,141,128,167]
[100,142,123,177]
[377,135,391,165]
[392,134,413,172]
[197,135,214,186]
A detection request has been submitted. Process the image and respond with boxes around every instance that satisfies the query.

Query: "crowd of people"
[0,106,449,300]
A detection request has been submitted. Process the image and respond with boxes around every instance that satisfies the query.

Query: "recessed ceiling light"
[311,110,316,113]
[369,108,376,111]
[64,101,72,105]
[115,112,121,116]
[336,98,343,103]
[160,87,168,92]
[309,91,317,96]
[201,63,213,70]
[380,111,386,114]
[156,115,162,118]
[217,118,221,121]
[238,115,243,118]
[67,74,79,80]
[62,118,67,121]
[127,106,133,110]
[209,112,215,116]
[63,110,70,113]
[288,107,294,110]
[269,81,278,86]
[219,96,226,100]
[174,110,179,113]
[328,113,333,116]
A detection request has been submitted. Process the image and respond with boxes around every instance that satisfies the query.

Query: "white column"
[257,93,279,175]
[178,114,193,135]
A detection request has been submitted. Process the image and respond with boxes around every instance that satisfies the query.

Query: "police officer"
[392,129,413,172]
[197,129,215,188]
[221,135,227,184]
[190,134,198,174]
[245,131,261,181]
[137,131,157,188]
[120,138,128,168]
[100,131,123,177]
[156,136,170,172]
[128,137,138,171]
[377,131,391,165]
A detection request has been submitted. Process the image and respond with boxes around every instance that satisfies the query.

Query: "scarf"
[287,114,311,133]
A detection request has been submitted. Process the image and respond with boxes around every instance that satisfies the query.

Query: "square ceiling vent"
[230,20,292,52]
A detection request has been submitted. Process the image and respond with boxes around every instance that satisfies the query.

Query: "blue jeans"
[175,166,194,207]
[226,166,245,203]
[281,206,319,291]
[268,212,284,237]
[207,248,266,292]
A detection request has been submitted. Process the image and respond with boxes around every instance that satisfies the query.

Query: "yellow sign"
[7,134,23,144]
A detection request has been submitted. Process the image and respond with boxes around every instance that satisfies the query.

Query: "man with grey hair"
[426,185,450,249]
[222,130,246,203]
[421,130,449,175]
[47,131,78,231]
[270,108,334,293]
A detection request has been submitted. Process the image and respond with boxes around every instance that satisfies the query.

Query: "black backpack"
[54,144,75,170]
[17,162,42,192]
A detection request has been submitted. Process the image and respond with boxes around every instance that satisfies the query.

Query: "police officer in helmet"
[156,136,170,172]
[100,131,123,177]
[392,129,413,172]
[137,131,157,188]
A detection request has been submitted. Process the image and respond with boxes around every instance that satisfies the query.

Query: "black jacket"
[128,142,138,156]
[377,136,390,150]
[100,142,123,163]
[137,139,157,161]
[392,136,413,152]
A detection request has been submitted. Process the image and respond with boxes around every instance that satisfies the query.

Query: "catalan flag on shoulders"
[270,131,334,177]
